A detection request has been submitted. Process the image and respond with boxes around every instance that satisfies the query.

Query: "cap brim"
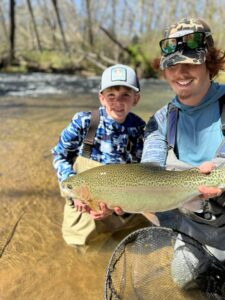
[99,82,140,93]
[160,48,207,70]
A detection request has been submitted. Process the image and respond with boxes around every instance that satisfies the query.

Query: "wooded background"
[1,0,225,77]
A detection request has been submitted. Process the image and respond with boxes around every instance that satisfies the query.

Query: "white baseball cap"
[99,64,140,93]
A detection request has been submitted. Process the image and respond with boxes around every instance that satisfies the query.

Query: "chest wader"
[62,109,145,247]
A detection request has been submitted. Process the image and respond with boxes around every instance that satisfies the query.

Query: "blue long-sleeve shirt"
[52,106,145,182]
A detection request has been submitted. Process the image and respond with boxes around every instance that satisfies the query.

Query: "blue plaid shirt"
[52,106,145,182]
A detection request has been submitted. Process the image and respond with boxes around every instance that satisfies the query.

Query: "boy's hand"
[74,199,91,213]
[198,162,223,199]
[90,202,124,220]
[113,207,124,216]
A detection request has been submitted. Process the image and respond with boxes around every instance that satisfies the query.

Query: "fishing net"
[104,227,225,300]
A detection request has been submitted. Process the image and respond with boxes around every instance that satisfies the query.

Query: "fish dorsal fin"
[142,162,166,171]
[187,167,199,173]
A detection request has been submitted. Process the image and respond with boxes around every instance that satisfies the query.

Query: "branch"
[85,53,107,70]
[99,26,132,56]
[0,210,26,258]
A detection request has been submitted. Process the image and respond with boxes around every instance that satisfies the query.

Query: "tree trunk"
[37,0,57,47]
[0,3,8,40]
[51,0,69,53]
[9,0,16,63]
[27,0,42,52]
[85,0,94,48]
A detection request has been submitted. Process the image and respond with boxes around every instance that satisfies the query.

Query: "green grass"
[22,50,76,70]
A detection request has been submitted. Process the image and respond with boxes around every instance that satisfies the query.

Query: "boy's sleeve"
[51,112,90,182]
[141,105,168,166]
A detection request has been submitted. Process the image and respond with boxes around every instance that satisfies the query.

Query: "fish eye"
[67,184,73,190]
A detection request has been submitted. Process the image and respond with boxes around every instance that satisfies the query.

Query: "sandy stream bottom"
[0,94,203,300]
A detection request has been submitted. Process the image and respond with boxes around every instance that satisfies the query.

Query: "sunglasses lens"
[160,32,206,56]
[160,38,177,55]
[185,32,204,49]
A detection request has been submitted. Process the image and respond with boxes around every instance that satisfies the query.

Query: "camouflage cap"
[160,18,214,70]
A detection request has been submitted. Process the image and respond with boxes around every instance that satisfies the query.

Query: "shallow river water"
[0,76,203,300]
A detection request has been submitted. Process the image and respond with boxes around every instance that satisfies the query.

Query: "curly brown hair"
[205,47,225,79]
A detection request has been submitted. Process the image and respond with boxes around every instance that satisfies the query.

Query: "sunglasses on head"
[159,31,211,56]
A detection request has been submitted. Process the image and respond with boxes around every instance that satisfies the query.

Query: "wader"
[61,109,143,246]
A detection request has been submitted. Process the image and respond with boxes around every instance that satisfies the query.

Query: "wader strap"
[216,94,225,157]
[82,109,100,158]
[167,103,179,149]
[216,141,225,158]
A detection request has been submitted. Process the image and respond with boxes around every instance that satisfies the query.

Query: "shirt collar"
[99,106,126,131]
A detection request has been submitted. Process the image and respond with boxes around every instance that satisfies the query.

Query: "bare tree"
[37,0,57,48]
[0,2,8,40]
[27,0,42,51]
[85,0,94,48]
[9,0,15,63]
[2,0,225,75]
[51,0,69,53]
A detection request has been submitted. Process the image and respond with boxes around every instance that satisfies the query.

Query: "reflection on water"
[0,81,176,300]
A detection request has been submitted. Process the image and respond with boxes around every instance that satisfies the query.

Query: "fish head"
[61,176,99,210]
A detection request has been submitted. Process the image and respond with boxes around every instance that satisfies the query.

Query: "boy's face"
[99,86,140,123]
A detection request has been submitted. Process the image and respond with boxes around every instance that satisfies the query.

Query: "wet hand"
[74,199,91,213]
[89,203,124,220]
[198,162,223,199]
[198,185,222,199]
[198,161,215,174]
[113,207,124,216]
[90,202,114,220]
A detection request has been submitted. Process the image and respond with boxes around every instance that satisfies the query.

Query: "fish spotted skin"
[61,163,225,213]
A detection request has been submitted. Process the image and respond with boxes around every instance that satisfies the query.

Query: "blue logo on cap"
[111,67,127,82]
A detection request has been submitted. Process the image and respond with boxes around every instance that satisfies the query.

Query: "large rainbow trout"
[61,163,225,214]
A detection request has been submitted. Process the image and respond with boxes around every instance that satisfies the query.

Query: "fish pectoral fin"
[182,195,204,212]
[142,212,160,226]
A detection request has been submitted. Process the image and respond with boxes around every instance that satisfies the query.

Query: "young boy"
[52,64,146,246]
